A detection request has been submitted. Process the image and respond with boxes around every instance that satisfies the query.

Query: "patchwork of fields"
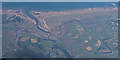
[2,3,118,58]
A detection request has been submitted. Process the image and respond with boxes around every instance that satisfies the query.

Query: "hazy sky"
[2,0,120,2]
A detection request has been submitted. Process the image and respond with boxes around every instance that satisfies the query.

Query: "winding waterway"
[23,10,72,58]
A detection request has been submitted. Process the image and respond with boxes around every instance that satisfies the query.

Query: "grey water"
[3,2,118,11]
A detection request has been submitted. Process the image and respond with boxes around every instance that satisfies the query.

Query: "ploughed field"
[2,7,118,58]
